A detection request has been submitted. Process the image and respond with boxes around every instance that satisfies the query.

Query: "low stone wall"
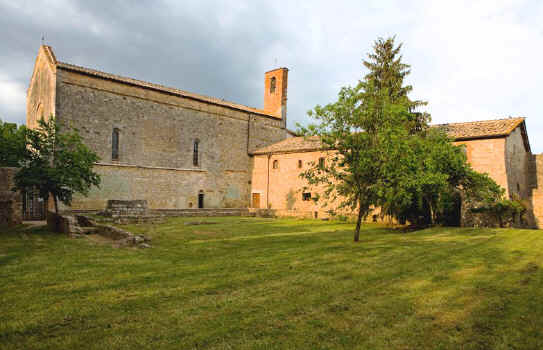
[100,216,167,225]
[249,209,315,219]
[103,200,148,217]
[67,207,252,221]
[0,199,22,226]
[460,202,529,228]
[0,167,22,227]
[149,208,251,217]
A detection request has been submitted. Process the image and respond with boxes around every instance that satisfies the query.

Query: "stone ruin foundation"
[47,211,151,248]
[102,200,148,217]
[99,200,166,224]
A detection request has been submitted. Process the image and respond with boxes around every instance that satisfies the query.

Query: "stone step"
[80,227,99,234]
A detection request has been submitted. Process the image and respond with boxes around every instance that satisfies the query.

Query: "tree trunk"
[425,196,434,226]
[428,202,434,226]
[354,201,364,242]
[53,195,58,214]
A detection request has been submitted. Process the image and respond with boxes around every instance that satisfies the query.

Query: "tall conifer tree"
[361,36,429,133]
[301,36,502,241]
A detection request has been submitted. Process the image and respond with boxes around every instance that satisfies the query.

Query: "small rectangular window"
[318,157,325,168]
[302,192,311,201]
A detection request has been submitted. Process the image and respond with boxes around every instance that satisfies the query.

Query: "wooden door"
[252,193,260,209]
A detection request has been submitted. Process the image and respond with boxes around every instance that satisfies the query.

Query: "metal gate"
[23,190,46,220]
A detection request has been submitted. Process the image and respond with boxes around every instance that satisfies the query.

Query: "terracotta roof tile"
[433,117,525,140]
[252,136,323,154]
[54,56,278,119]
[286,129,299,137]
[253,118,527,154]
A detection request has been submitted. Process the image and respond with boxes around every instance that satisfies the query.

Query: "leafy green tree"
[383,128,503,226]
[0,119,29,167]
[14,117,101,213]
[471,198,526,228]
[301,81,411,241]
[300,36,503,241]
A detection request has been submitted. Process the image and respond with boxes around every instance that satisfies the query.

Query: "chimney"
[263,68,288,123]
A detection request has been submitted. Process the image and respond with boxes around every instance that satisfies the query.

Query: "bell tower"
[263,68,288,123]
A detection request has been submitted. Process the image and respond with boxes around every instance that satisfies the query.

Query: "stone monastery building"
[26,46,543,227]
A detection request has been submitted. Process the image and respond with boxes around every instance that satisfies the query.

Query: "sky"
[1,0,543,151]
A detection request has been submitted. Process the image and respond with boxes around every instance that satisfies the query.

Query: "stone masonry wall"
[504,127,531,200]
[454,138,508,195]
[0,168,22,226]
[54,68,287,210]
[104,200,148,217]
[251,151,340,218]
[254,131,539,226]
[68,163,250,210]
[27,46,56,129]
[263,68,288,124]
[529,154,543,227]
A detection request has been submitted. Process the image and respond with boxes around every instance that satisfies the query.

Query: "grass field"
[1,217,543,349]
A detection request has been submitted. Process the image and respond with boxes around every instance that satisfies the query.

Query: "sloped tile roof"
[433,117,525,140]
[253,118,527,154]
[252,136,323,154]
[286,128,299,137]
[46,46,278,119]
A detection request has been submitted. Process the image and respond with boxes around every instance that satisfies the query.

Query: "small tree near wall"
[14,117,101,213]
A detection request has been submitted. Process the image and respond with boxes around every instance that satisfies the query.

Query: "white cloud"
[264,0,543,150]
[0,72,26,120]
[2,0,543,150]
[406,0,543,123]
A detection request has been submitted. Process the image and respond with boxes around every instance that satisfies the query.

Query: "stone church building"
[25,45,543,227]
[28,45,290,211]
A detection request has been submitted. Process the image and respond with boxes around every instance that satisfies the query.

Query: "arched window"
[112,128,120,161]
[273,160,279,169]
[193,139,200,166]
[298,160,303,168]
[270,77,276,94]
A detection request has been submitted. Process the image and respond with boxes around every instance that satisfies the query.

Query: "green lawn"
[1,217,543,349]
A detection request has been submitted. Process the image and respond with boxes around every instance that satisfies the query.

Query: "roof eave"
[518,120,532,153]
[55,62,281,120]
[251,147,327,156]
[453,134,508,142]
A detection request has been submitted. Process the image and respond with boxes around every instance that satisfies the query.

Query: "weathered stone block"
[0,167,22,227]
[103,200,148,217]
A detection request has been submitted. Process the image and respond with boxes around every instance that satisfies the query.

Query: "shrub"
[471,199,526,228]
